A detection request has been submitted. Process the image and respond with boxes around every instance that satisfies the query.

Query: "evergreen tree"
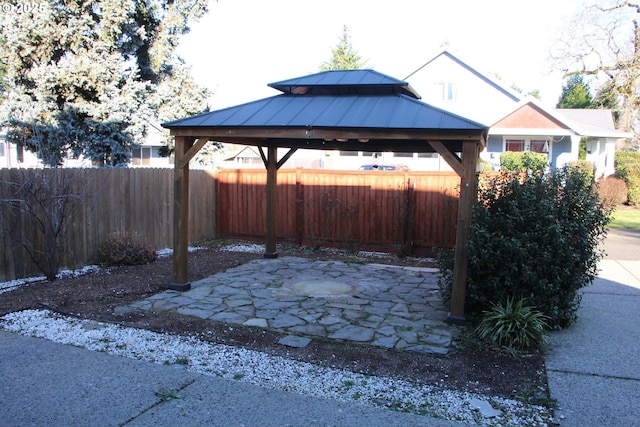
[319,25,368,71]
[556,75,594,108]
[0,0,210,167]
[593,79,621,121]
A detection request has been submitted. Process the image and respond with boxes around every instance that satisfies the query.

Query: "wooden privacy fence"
[216,168,461,255]
[1,167,463,282]
[0,168,216,282]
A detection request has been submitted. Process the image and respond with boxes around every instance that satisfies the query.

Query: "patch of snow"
[156,246,206,258]
[0,276,46,295]
[221,243,264,253]
[0,265,102,295]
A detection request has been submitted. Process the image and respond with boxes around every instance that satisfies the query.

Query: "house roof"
[223,145,261,161]
[163,69,488,153]
[554,109,632,139]
[490,99,632,139]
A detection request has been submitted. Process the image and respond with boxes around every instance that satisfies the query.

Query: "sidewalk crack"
[119,378,197,426]
[547,368,640,382]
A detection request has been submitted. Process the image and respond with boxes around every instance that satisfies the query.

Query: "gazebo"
[162,69,488,323]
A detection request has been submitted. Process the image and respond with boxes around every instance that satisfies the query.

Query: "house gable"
[404,51,521,126]
[494,103,567,130]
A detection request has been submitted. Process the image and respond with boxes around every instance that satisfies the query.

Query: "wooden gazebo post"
[171,135,208,290]
[426,138,481,323]
[264,145,278,258]
[259,144,297,259]
[448,140,479,323]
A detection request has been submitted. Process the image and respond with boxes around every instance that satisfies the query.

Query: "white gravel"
[0,309,554,426]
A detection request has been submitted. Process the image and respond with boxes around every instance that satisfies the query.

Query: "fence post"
[295,168,304,247]
[404,176,415,256]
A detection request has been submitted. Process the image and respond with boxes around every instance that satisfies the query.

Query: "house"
[404,50,631,177]
[486,100,629,177]
[0,123,172,168]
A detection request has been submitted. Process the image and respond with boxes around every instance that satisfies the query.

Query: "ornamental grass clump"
[475,298,549,351]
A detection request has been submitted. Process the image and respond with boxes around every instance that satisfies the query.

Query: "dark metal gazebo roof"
[163,69,487,153]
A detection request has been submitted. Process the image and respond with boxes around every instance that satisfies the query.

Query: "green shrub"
[438,166,611,328]
[616,151,640,206]
[500,151,548,173]
[99,233,157,266]
[475,297,549,351]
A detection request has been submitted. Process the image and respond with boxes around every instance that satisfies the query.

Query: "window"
[0,142,5,157]
[436,82,457,102]
[393,152,413,158]
[339,150,358,156]
[530,139,549,153]
[132,147,153,165]
[418,152,438,158]
[16,144,24,163]
[505,139,525,152]
[505,138,550,154]
[362,151,383,159]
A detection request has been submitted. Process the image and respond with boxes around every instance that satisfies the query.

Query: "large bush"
[438,167,611,328]
[500,151,549,173]
[616,151,640,205]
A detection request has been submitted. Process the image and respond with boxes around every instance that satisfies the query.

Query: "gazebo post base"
[169,282,191,292]
[446,313,466,325]
[263,252,278,259]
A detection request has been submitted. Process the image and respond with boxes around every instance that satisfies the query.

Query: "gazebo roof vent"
[268,69,422,99]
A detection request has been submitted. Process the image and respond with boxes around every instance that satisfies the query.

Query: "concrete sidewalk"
[545,259,640,426]
[0,329,467,427]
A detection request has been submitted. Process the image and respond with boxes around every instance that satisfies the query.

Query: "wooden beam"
[447,140,479,323]
[177,138,207,169]
[171,136,194,291]
[258,146,268,168]
[277,147,297,169]
[427,140,464,177]
[264,145,278,258]
[169,126,484,142]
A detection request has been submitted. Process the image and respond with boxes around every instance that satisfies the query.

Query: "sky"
[176,0,588,110]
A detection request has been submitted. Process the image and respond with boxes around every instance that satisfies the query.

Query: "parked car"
[358,164,410,171]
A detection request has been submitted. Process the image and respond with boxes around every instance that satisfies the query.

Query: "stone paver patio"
[119,257,459,354]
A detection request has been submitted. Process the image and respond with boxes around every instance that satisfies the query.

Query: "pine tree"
[0,0,210,167]
[319,26,368,71]
[556,75,594,109]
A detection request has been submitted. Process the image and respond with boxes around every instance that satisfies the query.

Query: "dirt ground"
[0,243,550,407]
